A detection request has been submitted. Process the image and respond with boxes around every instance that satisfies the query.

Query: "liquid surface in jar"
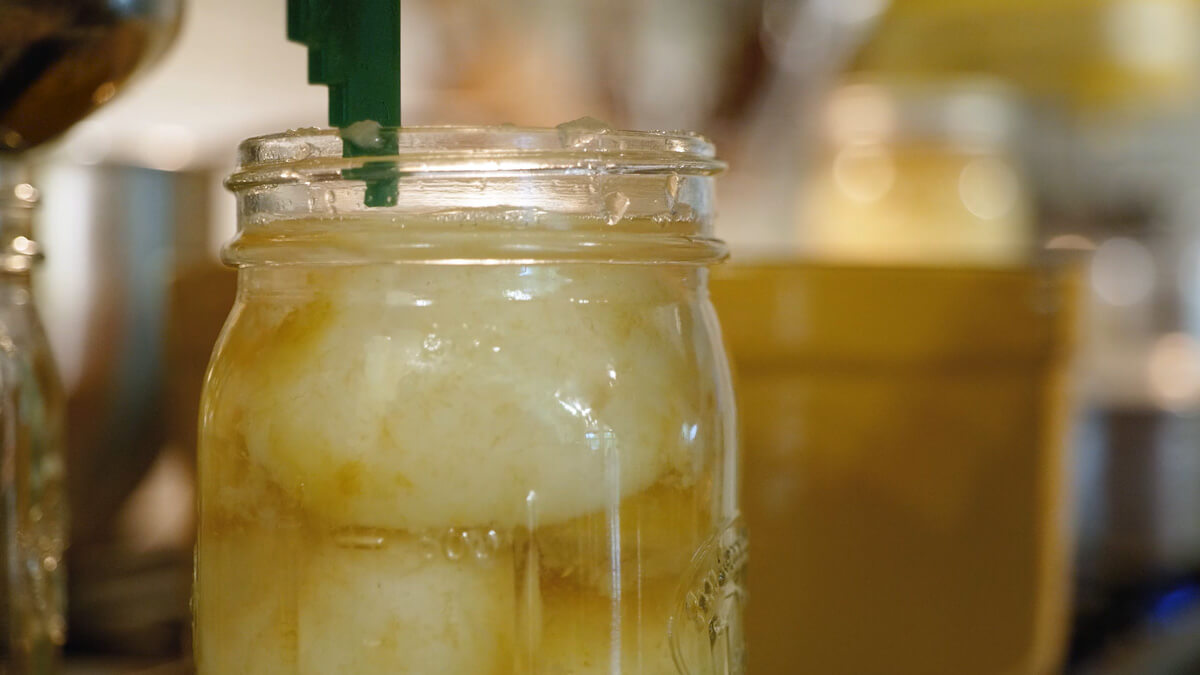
[195,253,741,675]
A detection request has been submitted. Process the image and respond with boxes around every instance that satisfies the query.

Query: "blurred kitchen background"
[8,0,1200,672]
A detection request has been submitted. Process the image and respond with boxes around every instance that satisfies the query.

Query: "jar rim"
[227,124,725,191]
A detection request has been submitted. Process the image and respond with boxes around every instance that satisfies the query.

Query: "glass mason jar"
[195,125,743,675]
[714,78,1076,674]
[0,160,67,673]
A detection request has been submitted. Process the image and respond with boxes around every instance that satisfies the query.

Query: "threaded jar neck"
[223,125,727,266]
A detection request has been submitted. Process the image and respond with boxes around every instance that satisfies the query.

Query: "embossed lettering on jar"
[194,125,744,675]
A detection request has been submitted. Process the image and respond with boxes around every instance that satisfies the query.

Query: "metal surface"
[33,162,215,656]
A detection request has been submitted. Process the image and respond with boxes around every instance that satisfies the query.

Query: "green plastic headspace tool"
[288,0,402,207]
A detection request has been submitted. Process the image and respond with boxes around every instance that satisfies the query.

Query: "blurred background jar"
[711,77,1078,675]
[800,78,1032,264]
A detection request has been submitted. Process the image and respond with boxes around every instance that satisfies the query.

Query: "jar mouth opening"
[227,125,725,191]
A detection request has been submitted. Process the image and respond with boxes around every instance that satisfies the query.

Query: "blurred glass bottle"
[0,159,66,673]
[713,78,1078,674]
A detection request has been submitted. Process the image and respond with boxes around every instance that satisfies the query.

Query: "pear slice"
[195,523,300,674]
[296,527,515,675]
[214,265,717,530]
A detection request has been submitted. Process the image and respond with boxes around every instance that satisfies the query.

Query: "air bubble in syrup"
[443,528,469,560]
[417,533,439,560]
[333,527,388,550]
[470,528,503,560]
